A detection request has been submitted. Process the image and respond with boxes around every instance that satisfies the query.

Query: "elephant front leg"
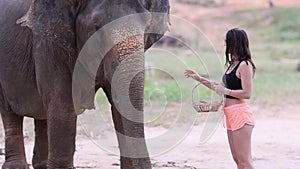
[36,93,76,169]
[32,119,48,169]
[42,79,77,169]
[46,100,77,169]
[0,110,29,169]
[33,38,77,169]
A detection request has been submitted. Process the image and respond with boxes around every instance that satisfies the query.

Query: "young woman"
[185,28,256,169]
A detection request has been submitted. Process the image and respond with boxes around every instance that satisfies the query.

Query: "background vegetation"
[142,6,300,105]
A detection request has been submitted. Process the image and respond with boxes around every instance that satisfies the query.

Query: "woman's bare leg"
[232,124,255,169]
[227,130,239,165]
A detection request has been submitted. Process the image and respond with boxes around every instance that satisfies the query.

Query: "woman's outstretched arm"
[184,69,216,90]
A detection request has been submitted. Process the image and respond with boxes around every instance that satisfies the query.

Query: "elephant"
[0,0,170,169]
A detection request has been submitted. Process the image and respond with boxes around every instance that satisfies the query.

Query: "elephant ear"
[144,0,170,50]
[17,0,79,55]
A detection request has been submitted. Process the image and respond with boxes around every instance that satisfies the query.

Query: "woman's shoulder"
[238,60,253,72]
[239,60,252,66]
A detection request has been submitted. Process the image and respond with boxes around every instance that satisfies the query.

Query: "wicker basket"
[192,83,223,113]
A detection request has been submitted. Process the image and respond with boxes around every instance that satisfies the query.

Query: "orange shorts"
[223,103,255,131]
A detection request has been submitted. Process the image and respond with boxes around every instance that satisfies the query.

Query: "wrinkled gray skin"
[0,0,169,169]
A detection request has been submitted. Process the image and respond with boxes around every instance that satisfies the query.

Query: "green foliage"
[269,8,300,41]
[144,73,182,103]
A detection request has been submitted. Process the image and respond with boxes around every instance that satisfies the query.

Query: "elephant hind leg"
[32,119,48,169]
[0,110,29,169]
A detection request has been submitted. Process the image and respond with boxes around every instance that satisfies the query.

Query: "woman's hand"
[184,69,202,81]
[213,82,230,95]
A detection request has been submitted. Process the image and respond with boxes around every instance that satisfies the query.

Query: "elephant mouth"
[74,89,96,115]
[77,103,95,115]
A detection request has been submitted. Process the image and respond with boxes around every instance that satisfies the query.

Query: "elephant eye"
[94,24,101,32]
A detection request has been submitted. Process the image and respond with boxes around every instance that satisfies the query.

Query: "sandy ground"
[71,104,300,169]
[0,104,299,169]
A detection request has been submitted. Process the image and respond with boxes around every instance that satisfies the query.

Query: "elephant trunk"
[107,24,151,168]
[111,40,148,152]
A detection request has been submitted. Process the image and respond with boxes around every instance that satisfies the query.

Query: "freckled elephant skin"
[0,0,170,169]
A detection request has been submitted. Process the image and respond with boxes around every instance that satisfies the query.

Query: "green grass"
[234,7,300,42]
[143,47,300,105]
[262,8,300,42]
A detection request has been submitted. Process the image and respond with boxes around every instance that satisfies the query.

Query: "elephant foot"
[121,157,151,169]
[2,161,29,169]
[47,168,75,169]
[32,160,47,169]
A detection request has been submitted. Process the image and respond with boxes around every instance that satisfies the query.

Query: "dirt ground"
[1,103,299,169]
[72,104,300,169]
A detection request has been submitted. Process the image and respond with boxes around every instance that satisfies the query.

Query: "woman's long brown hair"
[225,28,256,73]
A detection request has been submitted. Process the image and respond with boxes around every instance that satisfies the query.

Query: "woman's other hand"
[213,82,229,95]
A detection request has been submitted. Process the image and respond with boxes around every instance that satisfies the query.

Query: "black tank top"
[222,61,244,99]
